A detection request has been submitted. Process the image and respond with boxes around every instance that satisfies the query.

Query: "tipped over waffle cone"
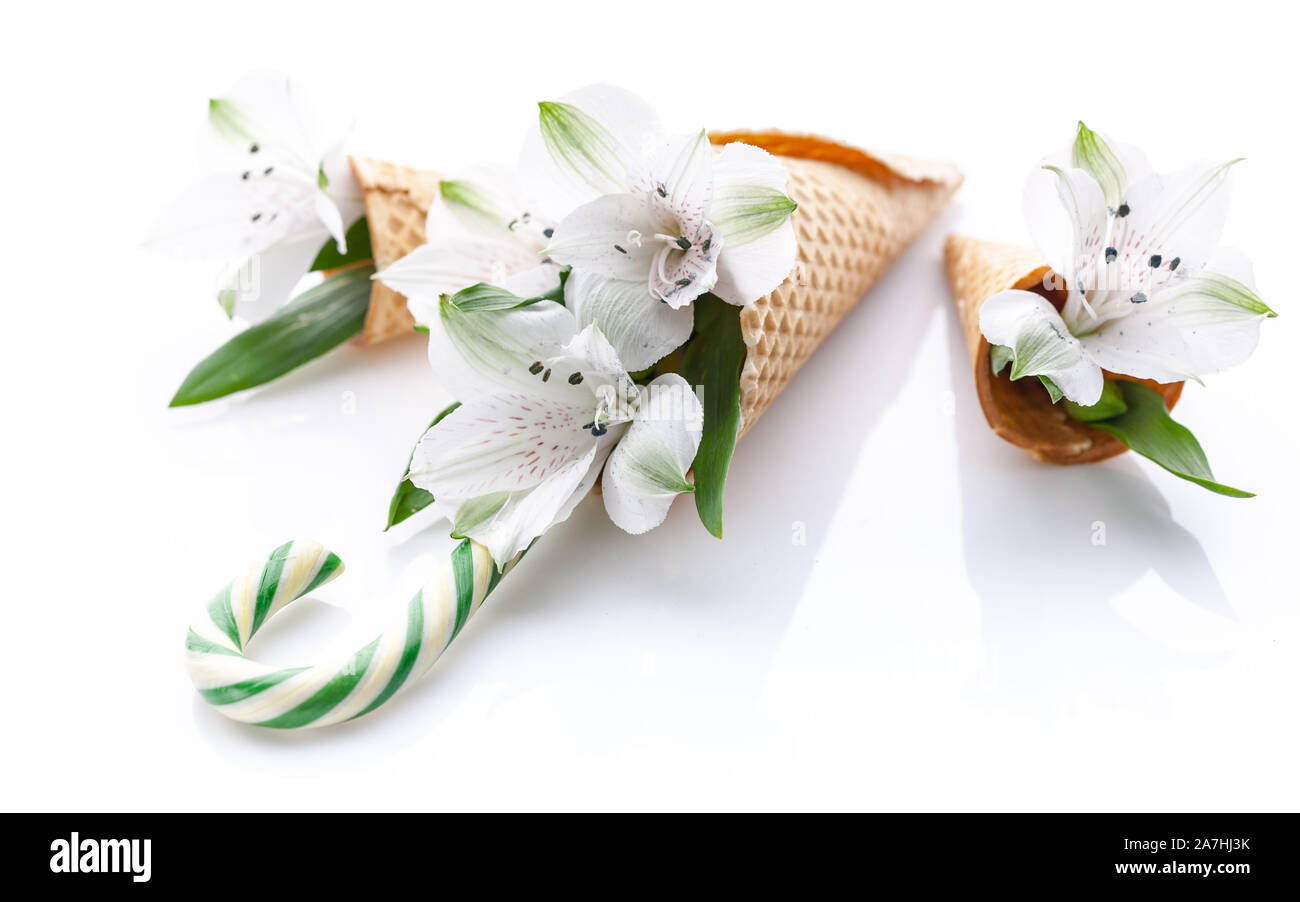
[349,156,441,344]
[944,234,1184,464]
[708,131,963,434]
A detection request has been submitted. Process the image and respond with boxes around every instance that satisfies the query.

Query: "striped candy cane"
[185,538,518,728]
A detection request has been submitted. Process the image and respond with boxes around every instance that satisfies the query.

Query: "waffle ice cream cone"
[708,132,963,434]
[349,156,441,344]
[944,234,1184,464]
[350,134,963,413]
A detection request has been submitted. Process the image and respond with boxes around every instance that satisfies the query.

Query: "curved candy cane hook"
[185,538,517,728]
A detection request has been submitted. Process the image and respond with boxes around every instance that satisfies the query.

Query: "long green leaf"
[309,218,372,272]
[169,266,374,407]
[1088,381,1253,498]
[680,293,746,538]
[385,403,461,530]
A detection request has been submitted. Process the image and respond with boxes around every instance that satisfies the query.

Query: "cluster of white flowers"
[379,85,800,563]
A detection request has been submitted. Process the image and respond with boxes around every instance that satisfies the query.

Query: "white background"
[4,0,1297,811]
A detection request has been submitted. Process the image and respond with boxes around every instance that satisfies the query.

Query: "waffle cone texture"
[349,156,441,344]
[708,131,961,433]
[944,234,1184,464]
[351,135,963,434]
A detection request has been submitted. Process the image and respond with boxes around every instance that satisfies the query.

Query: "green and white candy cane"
[185,538,516,728]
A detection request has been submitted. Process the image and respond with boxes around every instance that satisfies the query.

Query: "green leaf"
[990,344,1014,376]
[1064,379,1127,422]
[169,266,373,407]
[1071,121,1127,209]
[680,293,746,538]
[1039,375,1064,404]
[309,218,372,272]
[385,403,461,530]
[1090,381,1254,498]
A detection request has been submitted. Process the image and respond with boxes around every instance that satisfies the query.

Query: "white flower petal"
[518,83,664,219]
[636,131,714,237]
[313,190,347,251]
[228,237,322,323]
[146,172,306,260]
[710,144,797,248]
[712,141,790,194]
[204,71,343,178]
[602,374,703,535]
[979,289,1105,405]
[1041,126,1151,203]
[1116,159,1239,278]
[564,270,693,371]
[553,323,633,389]
[1080,247,1273,383]
[424,297,585,402]
[500,263,564,300]
[1022,165,1107,290]
[711,218,796,306]
[320,147,364,209]
[428,164,554,254]
[647,221,721,309]
[378,237,544,316]
[451,442,601,566]
[545,193,657,280]
[408,392,596,499]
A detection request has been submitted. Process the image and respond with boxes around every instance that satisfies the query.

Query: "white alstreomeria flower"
[373,163,562,329]
[518,84,798,371]
[148,71,363,321]
[407,285,703,565]
[980,122,1275,406]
